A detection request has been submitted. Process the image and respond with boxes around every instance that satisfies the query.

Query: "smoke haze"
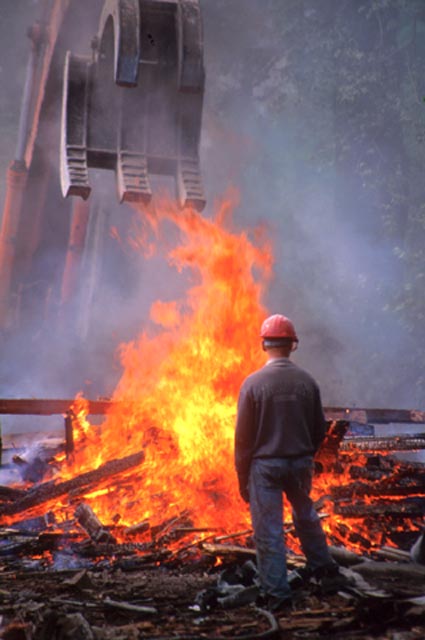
[1,0,425,427]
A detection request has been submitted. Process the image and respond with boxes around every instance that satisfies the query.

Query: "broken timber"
[75,503,116,544]
[334,500,425,518]
[0,451,144,517]
[332,480,425,499]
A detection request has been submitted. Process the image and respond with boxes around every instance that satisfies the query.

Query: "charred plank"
[332,481,425,499]
[0,485,26,502]
[334,500,425,518]
[0,451,144,517]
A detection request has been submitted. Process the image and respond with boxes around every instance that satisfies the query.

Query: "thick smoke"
[200,0,425,409]
[1,0,424,435]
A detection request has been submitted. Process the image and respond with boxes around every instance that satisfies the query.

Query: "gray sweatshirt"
[235,358,327,489]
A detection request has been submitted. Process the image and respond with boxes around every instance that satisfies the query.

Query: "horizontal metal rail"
[0,399,424,424]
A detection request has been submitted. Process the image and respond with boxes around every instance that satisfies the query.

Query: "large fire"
[60,193,273,534]
[3,194,422,557]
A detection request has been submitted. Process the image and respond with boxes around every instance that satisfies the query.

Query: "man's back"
[235,358,326,470]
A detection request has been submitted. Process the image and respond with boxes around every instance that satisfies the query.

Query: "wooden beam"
[0,399,424,425]
[0,398,116,416]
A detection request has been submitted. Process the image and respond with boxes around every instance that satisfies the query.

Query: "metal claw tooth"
[60,53,91,200]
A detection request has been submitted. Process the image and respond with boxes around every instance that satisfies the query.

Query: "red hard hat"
[260,314,298,342]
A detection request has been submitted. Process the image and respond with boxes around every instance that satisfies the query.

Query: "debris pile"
[0,414,424,637]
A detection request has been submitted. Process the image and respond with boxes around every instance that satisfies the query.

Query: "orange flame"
[60,194,273,532]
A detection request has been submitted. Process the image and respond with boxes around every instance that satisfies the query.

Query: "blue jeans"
[249,457,334,602]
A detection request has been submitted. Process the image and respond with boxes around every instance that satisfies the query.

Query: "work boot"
[288,566,313,589]
[218,585,259,609]
[266,595,293,616]
[313,564,352,594]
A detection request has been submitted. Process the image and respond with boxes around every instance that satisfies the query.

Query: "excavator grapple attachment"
[61,0,205,210]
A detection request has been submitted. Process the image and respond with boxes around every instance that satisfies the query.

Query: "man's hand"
[240,487,250,503]
[238,478,250,503]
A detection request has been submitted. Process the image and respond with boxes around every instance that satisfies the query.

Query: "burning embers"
[1,199,425,566]
[316,425,425,552]
[1,409,424,570]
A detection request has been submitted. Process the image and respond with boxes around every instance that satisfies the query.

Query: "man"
[235,314,339,612]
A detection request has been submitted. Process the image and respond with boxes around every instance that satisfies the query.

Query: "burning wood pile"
[0,403,424,639]
[0,140,424,637]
